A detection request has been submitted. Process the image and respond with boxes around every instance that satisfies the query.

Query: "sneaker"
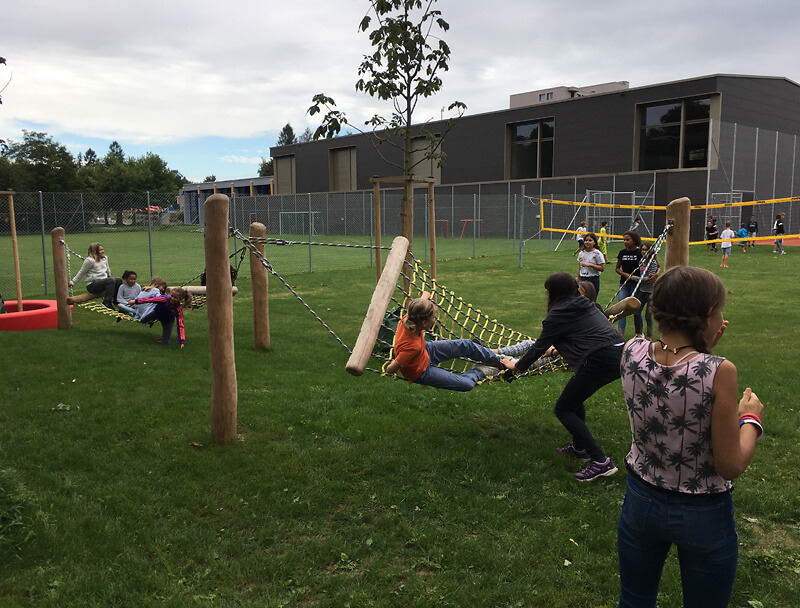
[497,340,535,359]
[780,251,786,255]
[102,300,114,310]
[575,457,618,482]
[472,364,500,379]
[556,444,590,459]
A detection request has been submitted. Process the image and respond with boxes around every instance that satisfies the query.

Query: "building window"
[508,119,554,179]
[538,92,553,102]
[638,97,712,170]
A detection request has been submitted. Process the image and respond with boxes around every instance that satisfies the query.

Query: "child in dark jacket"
[130,287,192,347]
[510,272,625,482]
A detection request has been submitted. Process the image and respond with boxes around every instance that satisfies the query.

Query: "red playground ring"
[0,300,70,331]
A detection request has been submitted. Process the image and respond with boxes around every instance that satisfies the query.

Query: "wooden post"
[250,222,270,350]
[427,181,437,281]
[346,236,409,376]
[402,175,415,251]
[51,227,72,329]
[665,197,691,270]
[205,194,238,443]
[4,191,23,312]
[372,179,382,281]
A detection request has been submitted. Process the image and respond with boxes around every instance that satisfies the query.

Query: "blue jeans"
[618,472,738,608]
[580,274,600,297]
[117,303,136,316]
[415,339,499,391]
[618,281,643,334]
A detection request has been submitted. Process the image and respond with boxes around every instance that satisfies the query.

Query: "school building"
[267,74,800,239]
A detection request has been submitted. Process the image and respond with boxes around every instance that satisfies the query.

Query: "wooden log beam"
[250,222,270,350]
[346,236,409,376]
[51,227,72,329]
[205,194,238,443]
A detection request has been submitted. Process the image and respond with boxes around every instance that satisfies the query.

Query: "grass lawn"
[1,244,798,607]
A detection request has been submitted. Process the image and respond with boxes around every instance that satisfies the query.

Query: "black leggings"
[87,277,123,303]
[553,344,623,461]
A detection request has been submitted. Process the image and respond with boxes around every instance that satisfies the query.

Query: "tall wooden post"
[250,222,270,350]
[372,179,382,281]
[665,197,691,270]
[427,181,437,281]
[4,191,23,311]
[51,227,72,329]
[205,194,237,443]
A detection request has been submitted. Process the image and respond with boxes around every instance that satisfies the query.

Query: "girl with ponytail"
[618,266,764,607]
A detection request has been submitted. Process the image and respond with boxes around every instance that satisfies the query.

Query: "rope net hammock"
[59,237,214,323]
[236,231,569,384]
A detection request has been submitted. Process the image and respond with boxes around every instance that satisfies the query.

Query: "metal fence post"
[39,191,48,294]
[518,185,525,267]
[472,194,477,258]
[308,192,313,272]
[147,192,154,279]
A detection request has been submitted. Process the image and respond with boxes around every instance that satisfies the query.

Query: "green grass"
[0,245,798,607]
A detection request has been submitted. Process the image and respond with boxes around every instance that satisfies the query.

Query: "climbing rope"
[603,221,672,315]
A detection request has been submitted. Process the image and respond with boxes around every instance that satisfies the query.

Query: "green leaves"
[308,0,466,173]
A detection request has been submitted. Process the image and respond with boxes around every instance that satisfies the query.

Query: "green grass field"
[1,244,798,607]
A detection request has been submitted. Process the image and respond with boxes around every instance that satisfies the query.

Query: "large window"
[638,97,712,170]
[508,119,554,179]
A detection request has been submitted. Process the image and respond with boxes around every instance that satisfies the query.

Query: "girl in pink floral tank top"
[622,338,731,493]
[617,266,763,608]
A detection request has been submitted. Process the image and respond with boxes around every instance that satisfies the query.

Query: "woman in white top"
[69,243,122,310]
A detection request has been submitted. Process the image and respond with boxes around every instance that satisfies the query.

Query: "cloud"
[3,0,800,181]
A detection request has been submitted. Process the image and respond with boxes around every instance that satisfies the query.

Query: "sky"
[3,0,800,184]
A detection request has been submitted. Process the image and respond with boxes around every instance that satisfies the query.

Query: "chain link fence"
[3,120,799,298]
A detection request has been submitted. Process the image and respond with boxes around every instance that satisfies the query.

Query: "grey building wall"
[271,75,800,208]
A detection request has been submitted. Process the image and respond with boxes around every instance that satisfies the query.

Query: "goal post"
[279,211,323,236]
[539,197,666,243]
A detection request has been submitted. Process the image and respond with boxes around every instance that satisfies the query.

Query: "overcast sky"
[3,0,799,183]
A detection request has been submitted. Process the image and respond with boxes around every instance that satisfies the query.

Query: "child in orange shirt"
[386,292,515,391]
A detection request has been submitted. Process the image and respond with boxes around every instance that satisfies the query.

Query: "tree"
[1,130,78,192]
[298,127,314,143]
[204,175,217,183]
[106,141,125,163]
[276,123,297,146]
[258,158,273,177]
[308,0,465,246]
[83,148,99,167]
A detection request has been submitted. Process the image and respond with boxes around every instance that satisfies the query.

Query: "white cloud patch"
[3,0,800,180]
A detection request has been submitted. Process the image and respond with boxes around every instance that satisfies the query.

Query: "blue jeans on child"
[617,281,643,334]
[117,303,136,316]
[415,339,499,391]
[617,471,738,608]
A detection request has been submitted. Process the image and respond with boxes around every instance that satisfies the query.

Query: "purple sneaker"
[575,457,618,482]
[556,444,590,460]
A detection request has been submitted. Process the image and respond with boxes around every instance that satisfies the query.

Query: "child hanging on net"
[385,292,515,391]
[130,286,192,348]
